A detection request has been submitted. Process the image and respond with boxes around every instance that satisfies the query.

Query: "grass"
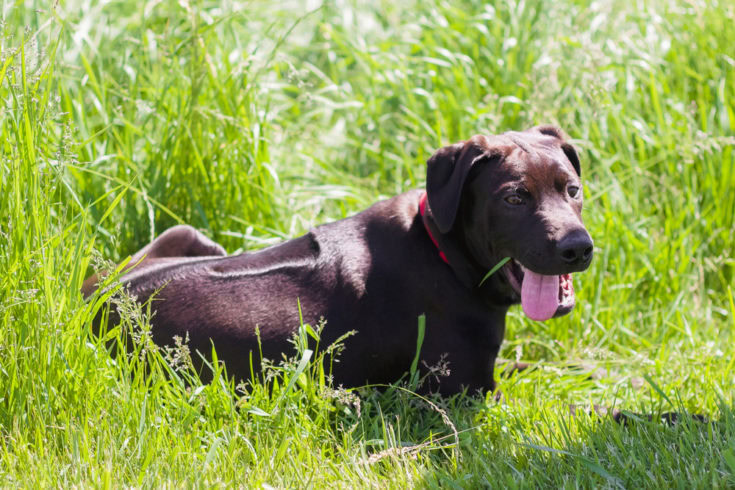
[1,0,734,486]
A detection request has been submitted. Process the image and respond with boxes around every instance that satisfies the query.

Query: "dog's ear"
[561,143,581,177]
[426,140,492,233]
[533,125,581,177]
[533,124,565,140]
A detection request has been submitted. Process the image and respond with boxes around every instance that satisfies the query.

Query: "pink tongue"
[521,270,560,321]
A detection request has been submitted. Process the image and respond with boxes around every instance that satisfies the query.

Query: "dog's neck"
[418,193,450,265]
[419,192,516,307]
[419,192,486,287]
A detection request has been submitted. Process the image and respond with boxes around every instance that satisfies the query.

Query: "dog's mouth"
[504,259,575,321]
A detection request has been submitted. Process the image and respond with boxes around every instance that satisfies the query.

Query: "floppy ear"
[533,125,581,176]
[425,141,489,233]
[561,143,581,177]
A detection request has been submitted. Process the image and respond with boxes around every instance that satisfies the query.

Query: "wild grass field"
[1,0,734,486]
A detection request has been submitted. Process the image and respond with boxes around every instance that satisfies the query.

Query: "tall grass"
[1,0,734,486]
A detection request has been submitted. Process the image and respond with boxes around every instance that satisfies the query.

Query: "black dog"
[84,125,593,395]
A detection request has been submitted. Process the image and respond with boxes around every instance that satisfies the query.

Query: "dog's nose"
[557,231,594,266]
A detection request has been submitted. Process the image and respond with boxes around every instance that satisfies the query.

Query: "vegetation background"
[1,0,734,486]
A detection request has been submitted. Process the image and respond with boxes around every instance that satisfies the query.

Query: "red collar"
[419,192,449,264]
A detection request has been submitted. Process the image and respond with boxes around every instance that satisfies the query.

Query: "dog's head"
[425,125,593,321]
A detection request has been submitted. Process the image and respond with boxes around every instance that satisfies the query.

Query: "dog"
[83,125,593,396]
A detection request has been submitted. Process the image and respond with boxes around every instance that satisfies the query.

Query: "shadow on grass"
[409,390,735,488]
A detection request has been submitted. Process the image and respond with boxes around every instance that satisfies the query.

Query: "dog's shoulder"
[364,189,424,230]
[312,190,423,256]
[306,190,423,297]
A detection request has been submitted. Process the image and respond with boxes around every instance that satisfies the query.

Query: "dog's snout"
[557,231,594,266]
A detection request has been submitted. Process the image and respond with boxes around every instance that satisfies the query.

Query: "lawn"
[1,0,734,487]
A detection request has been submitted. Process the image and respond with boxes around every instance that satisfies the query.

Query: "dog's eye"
[504,195,524,205]
[567,186,580,198]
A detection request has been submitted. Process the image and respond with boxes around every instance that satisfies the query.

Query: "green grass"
[1,0,734,486]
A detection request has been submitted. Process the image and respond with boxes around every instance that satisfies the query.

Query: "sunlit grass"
[1,0,733,486]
